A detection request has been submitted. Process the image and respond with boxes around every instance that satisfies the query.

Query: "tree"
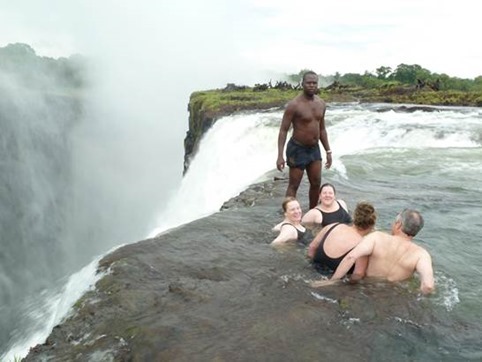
[286,69,317,85]
[390,64,431,85]
[376,66,392,79]
[339,72,362,85]
[474,76,482,91]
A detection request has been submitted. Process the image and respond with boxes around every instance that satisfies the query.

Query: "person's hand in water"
[310,279,338,288]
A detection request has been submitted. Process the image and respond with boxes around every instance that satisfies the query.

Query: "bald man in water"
[276,71,332,209]
[312,209,435,295]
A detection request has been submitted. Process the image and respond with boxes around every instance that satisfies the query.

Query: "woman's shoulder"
[337,199,349,211]
[323,222,349,234]
[301,207,322,223]
[271,222,299,245]
[273,220,295,232]
[272,221,283,232]
[304,207,319,215]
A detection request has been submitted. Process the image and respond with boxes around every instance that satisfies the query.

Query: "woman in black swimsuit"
[272,197,307,245]
[302,183,352,227]
[307,201,376,272]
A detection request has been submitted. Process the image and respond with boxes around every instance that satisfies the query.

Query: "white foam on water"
[310,292,338,304]
[147,112,281,237]
[434,274,460,312]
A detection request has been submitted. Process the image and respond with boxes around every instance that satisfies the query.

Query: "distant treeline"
[286,66,482,92]
[0,43,86,91]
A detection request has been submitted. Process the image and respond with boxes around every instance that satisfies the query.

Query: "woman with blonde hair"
[271,197,307,245]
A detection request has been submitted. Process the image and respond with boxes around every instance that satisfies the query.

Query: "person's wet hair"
[397,209,424,237]
[319,183,336,194]
[281,196,298,212]
[353,201,377,230]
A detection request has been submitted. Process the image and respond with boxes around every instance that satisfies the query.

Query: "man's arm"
[310,234,377,288]
[276,102,295,171]
[349,256,369,283]
[318,104,332,169]
[330,234,376,280]
[415,250,435,294]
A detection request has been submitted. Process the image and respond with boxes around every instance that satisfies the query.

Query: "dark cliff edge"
[183,89,292,174]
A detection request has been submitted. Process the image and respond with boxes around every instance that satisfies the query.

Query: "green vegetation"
[288,64,482,92]
[189,84,481,117]
[191,64,481,116]
[189,88,298,118]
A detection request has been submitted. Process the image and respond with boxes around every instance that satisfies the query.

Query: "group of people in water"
[273,70,434,295]
[271,184,434,295]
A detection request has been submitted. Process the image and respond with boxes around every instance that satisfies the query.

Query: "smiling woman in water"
[271,197,307,245]
[302,183,352,227]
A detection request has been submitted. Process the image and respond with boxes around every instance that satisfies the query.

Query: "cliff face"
[0,84,85,351]
[182,88,294,174]
[183,96,217,174]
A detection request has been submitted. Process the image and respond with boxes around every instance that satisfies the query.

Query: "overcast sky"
[0,0,480,80]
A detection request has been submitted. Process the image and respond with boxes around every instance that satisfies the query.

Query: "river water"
[3,103,482,360]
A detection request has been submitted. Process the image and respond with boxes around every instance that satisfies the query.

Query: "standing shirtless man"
[276,71,332,209]
[312,209,435,295]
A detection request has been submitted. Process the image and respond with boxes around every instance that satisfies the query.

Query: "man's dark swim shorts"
[286,137,322,170]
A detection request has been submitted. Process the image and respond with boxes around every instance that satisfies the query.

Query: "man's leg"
[286,167,304,198]
[306,161,322,209]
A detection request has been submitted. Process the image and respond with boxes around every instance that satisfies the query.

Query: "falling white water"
[147,111,282,237]
[1,253,108,361]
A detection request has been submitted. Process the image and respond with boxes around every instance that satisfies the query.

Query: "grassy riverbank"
[190,85,481,118]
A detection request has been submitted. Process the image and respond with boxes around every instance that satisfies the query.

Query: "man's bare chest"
[295,106,323,122]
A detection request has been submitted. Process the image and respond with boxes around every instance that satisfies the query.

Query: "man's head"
[302,71,318,96]
[302,70,318,82]
[395,209,424,237]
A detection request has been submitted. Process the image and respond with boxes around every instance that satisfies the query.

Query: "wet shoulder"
[285,97,302,112]
[314,94,326,103]
[367,230,387,242]
[411,242,430,258]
